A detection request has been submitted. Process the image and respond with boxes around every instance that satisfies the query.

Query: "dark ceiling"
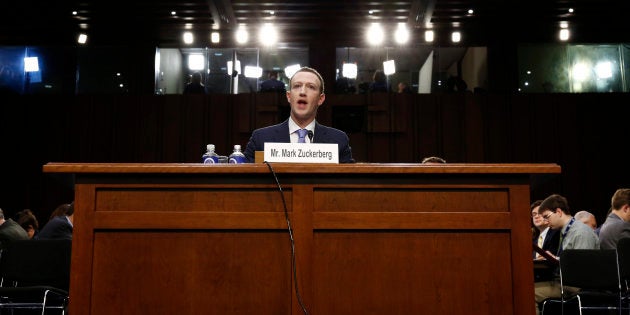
[1,0,625,47]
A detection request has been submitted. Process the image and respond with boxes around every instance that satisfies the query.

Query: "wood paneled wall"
[1,92,627,226]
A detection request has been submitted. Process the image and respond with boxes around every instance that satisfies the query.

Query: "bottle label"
[203,155,219,164]
[228,155,247,164]
[201,153,219,164]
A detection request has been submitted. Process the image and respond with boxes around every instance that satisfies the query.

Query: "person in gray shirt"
[533,194,599,315]
[599,188,630,250]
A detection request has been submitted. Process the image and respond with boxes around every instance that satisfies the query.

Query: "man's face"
[287,71,325,125]
[540,208,561,229]
[621,204,630,222]
[532,206,548,229]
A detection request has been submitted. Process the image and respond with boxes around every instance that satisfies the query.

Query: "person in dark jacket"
[36,202,74,240]
[0,208,29,248]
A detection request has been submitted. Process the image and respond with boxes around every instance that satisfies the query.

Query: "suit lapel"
[275,119,291,142]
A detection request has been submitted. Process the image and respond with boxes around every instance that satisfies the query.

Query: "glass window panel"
[567,45,622,93]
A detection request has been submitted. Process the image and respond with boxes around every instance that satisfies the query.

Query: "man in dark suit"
[35,202,74,240]
[259,70,286,93]
[599,188,630,250]
[244,66,354,163]
[183,72,208,94]
[531,200,560,282]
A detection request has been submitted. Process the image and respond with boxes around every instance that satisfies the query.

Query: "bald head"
[574,210,597,230]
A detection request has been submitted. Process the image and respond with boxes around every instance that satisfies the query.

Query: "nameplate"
[263,142,339,163]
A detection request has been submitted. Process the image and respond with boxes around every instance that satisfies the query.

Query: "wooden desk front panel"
[65,169,536,315]
[91,231,292,314]
[309,186,519,314]
[312,231,512,314]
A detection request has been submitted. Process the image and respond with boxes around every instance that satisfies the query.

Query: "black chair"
[0,239,71,315]
[541,249,623,315]
[618,238,630,313]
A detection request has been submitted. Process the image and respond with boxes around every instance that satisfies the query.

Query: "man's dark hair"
[612,188,630,211]
[539,194,571,215]
[290,67,325,94]
[530,199,543,211]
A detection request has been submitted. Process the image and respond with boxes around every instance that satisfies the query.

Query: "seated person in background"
[533,194,599,315]
[531,200,560,282]
[35,202,74,240]
[369,70,389,92]
[183,72,208,94]
[599,188,630,250]
[334,76,356,94]
[259,71,286,93]
[0,207,29,248]
[446,75,469,93]
[397,81,412,93]
[244,66,354,163]
[421,156,446,164]
[574,210,599,234]
[13,208,39,239]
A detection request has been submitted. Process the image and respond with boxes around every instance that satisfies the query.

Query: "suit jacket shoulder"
[244,120,290,162]
[599,213,630,249]
[313,122,354,163]
[35,216,73,240]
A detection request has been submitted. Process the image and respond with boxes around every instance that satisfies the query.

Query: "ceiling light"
[259,23,278,46]
[77,33,88,44]
[235,25,248,44]
[211,32,220,43]
[559,29,570,41]
[183,32,193,44]
[366,23,384,46]
[425,30,434,42]
[342,63,357,79]
[394,23,409,44]
[383,60,395,75]
[451,31,461,43]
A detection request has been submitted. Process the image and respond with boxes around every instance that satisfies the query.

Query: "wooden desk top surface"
[43,162,561,175]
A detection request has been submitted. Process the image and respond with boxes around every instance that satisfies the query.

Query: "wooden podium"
[43,162,560,315]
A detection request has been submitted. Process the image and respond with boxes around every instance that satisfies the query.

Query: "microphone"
[307,130,314,142]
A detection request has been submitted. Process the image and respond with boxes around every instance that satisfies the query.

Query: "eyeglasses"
[531,212,541,218]
[542,212,555,220]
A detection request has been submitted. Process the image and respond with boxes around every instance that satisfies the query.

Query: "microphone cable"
[264,161,309,315]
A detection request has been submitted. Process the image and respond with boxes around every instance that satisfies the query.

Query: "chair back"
[617,237,630,292]
[0,239,72,291]
[559,249,620,292]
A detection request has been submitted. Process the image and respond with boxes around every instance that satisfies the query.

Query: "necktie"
[536,235,543,259]
[297,129,308,143]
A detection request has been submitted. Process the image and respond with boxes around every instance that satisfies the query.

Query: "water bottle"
[228,144,246,164]
[202,144,220,164]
